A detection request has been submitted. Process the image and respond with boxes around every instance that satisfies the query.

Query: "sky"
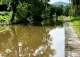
[48,0,69,4]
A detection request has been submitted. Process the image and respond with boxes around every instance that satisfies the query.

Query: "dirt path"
[64,17,80,57]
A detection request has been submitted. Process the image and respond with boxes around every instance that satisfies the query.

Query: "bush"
[69,8,76,17]
[16,2,32,23]
[16,1,45,24]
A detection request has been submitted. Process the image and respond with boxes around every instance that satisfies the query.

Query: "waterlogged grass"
[67,16,80,37]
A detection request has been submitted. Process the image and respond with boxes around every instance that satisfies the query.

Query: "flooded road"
[0,25,65,57]
[49,27,65,57]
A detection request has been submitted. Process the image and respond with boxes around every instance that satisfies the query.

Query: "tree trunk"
[10,6,16,23]
[10,11,15,22]
[9,0,18,23]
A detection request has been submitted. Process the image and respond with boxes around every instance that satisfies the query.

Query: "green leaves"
[63,5,70,16]
[70,0,80,16]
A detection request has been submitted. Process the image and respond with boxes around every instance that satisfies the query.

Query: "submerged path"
[64,17,80,57]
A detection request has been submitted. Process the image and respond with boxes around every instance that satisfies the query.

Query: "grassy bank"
[67,16,80,37]
[0,11,11,20]
[0,11,11,25]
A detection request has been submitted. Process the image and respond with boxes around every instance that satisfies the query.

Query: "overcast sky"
[48,0,69,4]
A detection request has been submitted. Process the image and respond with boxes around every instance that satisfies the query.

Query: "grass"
[67,16,80,37]
[0,11,12,25]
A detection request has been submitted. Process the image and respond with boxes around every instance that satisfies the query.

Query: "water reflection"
[49,27,65,57]
[0,25,55,57]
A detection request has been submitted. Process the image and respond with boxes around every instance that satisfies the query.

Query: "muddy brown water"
[0,25,65,57]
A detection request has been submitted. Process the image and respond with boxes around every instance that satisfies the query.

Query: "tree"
[63,5,70,16]
[6,0,51,24]
[70,0,80,16]
[30,0,45,24]
[16,0,45,25]
[55,5,63,21]
[48,5,55,19]
[8,0,18,23]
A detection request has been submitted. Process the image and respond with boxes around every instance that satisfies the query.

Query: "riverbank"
[67,16,80,37]
[64,17,80,57]
[0,11,11,25]
[0,11,63,26]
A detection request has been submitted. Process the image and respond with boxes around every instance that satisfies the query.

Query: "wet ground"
[0,25,64,57]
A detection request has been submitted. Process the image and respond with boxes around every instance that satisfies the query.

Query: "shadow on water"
[0,18,63,26]
[0,24,64,57]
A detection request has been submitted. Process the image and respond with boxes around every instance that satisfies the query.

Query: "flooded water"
[0,25,65,57]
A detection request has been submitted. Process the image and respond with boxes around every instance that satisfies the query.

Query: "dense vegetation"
[70,0,80,16]
[0,0,64,26]
[67,0,80,37]
[0,0,80,26]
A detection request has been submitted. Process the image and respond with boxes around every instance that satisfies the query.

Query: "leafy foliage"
[0,0,64,25]
[55,5,63,21]
[63,5,70,16]
[16,0,45,25]
[70,0,80,16]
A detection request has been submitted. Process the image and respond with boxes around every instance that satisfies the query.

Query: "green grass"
[0,11,12,25]
[0,11,11,20]
[67,16,80,37]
